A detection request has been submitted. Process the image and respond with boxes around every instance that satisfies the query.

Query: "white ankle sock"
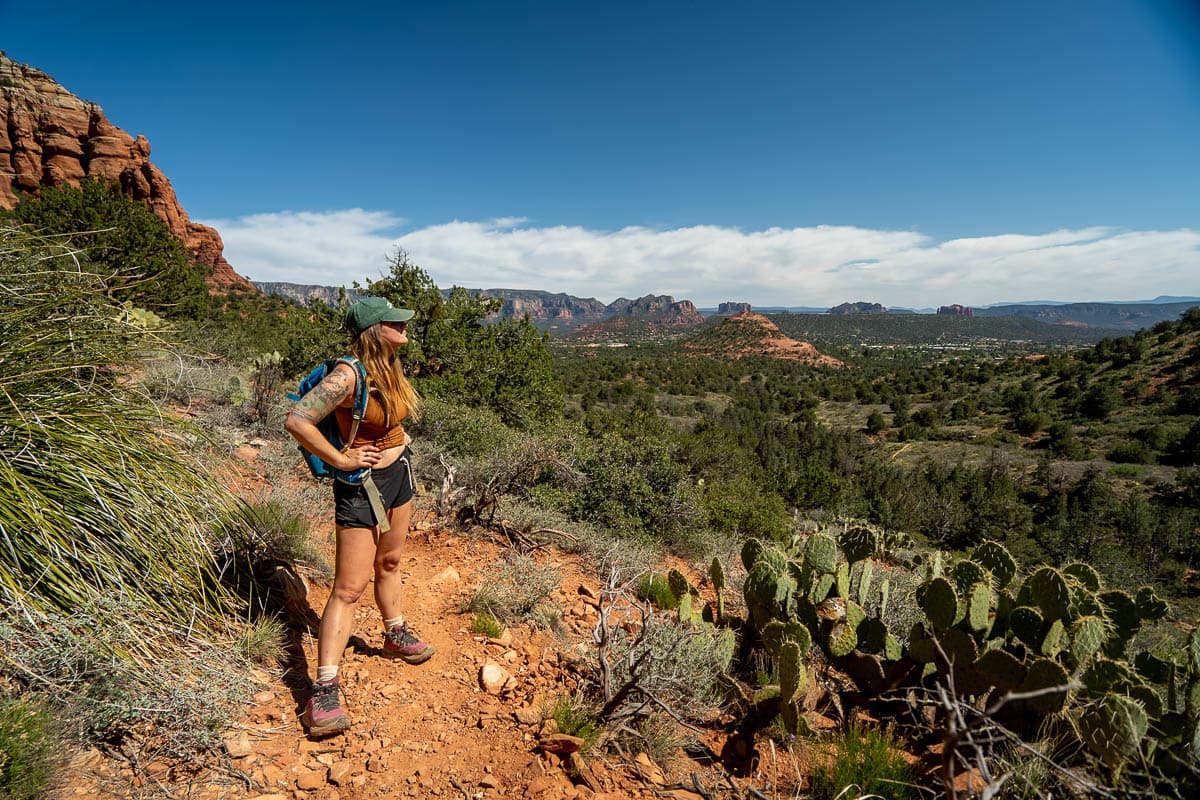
[384,615,405,630]
[316,665,338,684]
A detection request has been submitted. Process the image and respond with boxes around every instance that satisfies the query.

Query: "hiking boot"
[383,622,436,664]
[301,677,350,737]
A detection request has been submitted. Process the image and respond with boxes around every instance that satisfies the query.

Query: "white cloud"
[198,210,1200,308]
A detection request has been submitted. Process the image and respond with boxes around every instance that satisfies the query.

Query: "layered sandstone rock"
[0,51,251,290]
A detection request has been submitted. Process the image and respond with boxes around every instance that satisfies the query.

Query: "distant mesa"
[567,294,706,343]
[718,301,752,314]
[253,281,360,306]
[684,311,843,367]
[937,304,974,317]
[0,51,251,291]
[829,301,886,315]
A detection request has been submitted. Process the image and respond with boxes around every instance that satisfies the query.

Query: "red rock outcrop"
[685,311,844,367]
[0,51,251,291]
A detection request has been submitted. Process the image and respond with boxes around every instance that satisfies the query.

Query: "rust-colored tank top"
[334,391,407,450]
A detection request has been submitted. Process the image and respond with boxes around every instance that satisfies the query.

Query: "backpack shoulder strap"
[332,356,369,449]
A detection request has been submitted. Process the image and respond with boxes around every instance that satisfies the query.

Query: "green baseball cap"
[344,297,415,335]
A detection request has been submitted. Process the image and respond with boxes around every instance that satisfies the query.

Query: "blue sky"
[4,0,1199,307]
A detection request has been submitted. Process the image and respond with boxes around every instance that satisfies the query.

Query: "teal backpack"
[288,356,370,485]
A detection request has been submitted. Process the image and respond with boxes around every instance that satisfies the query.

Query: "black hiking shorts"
[333,448,415,529]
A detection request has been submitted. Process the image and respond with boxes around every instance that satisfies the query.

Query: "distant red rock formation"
[689,311,844,367]
[719,301,752,314]
[0,51,252,291]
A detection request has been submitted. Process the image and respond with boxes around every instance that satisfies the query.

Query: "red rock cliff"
[0,51,252,291]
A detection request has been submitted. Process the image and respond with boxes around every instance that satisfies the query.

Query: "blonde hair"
[349,325,421,424]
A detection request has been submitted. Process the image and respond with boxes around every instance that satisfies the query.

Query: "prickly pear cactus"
[668,569,691,602]
[826,620,858,658]
[741,538,765,571]
[1069,615,1107,667]
[972,541,1017,589]
[840,526,876,564]
[710,556,725,622]
[953,560,990,595]
[966,582,992,633]
[1020,657,1070,713]
[921,576,958,632]
[806,533,838,574]
[974,648,1026,692]
[1063,561,1102,592]
[778,641,806,734]
[1082,694,1149,769]
[761,619,812,657]
[1025,567,1072,623]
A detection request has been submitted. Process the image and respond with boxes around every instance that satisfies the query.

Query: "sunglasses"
[383,320,408,331]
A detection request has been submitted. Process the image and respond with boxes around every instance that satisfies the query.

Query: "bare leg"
[316,526,376,668]
[374,500,413,619]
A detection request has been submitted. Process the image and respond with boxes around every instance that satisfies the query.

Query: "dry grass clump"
[465,550,561,628]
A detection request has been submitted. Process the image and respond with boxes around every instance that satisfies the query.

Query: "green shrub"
[471,612,505,638]
[810,725,919,800]
[1107,440,1152,464]
[0,697,60,800]
[547,694,599,752]
[235,617,286,665]
[412,396,519,459]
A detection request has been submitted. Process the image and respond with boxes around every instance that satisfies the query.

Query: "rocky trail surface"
[53,455,758,800]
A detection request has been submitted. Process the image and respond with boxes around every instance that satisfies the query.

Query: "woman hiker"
[285,296,435,737]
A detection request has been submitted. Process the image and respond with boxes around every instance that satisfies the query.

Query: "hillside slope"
[682,311,844,366]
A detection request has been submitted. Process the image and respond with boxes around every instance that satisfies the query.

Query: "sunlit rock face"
[0,51,251,290]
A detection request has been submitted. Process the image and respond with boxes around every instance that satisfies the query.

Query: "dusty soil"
[52,449,777,800]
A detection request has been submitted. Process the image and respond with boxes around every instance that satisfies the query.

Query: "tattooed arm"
[284,362,384,471]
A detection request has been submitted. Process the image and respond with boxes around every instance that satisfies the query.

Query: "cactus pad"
[1021,658,1071,713]
[972,541,1017,589]
[1081,695,1148,768]
[884,633,903,661]
[805,534,839,574]
[1134,586,1169,621]
[1082,658,1136,694]
[1009,606,1045,649]
[762,619,813,657]
[1099,590,1141,658]
[668,569,691,601]
[940,627,979,670]
[1025,567,1072,623]
[1041,618,1066,658]
[953,560,990,595]
[1132,651,1172,685]
[839,526,877,563]
[857,617,889,655]
[1069,615,1107,667]
[836,562,851,599]
[921,576,958,632]
[967,582,992,632]
[907,622,936,664]
[827,620,858,658]
[810,572,835,604]
[741,538,765,570]
[778,642,805,703]
[974,648,1026,692]
[856,560,874,607]
[778,641,806,735]
[1062,561,1101,592]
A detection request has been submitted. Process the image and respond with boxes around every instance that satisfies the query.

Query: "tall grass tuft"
[810,724,919,800]
[0,225,252,759]
[0,696,61,800]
